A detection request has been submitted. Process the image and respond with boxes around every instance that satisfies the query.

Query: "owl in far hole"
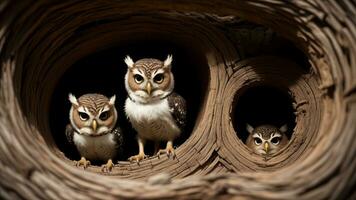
[124,55,187,162]
[66,93,123,172]
[246,124,288,156]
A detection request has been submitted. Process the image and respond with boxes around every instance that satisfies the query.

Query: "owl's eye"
[271,137,280,145]
[78,112,89,121]
[153,74,164,83]
[134,74,144,83]
[254,138,262,145]
[99,111,109,121]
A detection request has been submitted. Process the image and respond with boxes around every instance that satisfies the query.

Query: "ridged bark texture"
[0,1,355,199]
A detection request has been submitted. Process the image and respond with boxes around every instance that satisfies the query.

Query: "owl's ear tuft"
[163,54,173,68]
[246,123,254,134]
[124,55,134,68]
[109,95,116,105]
[280,124,288,133]
[68,93,79,106]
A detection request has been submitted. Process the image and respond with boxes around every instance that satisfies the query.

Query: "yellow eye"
[134,74,144,83]
[153,74,164,83]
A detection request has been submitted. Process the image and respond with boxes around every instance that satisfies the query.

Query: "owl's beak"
[146,82,152,95]
[264,142,269,154]
[92,120,97,131]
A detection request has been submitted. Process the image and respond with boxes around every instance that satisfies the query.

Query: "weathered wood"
[0,0,355,199]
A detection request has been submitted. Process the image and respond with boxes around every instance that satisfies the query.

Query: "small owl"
[246,124,288,156]
[124,55,186,162]
[66,93,123,172]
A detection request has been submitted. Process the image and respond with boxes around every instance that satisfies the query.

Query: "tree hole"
[49,40,209,164]
[233,85,296,143]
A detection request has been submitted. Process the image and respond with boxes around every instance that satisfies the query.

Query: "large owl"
[66,93,123,172]
[124,55,187,162]
[246,124,288,156]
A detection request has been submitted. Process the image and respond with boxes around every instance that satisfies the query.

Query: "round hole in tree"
[233,85,296,144]
[49,40,209,164]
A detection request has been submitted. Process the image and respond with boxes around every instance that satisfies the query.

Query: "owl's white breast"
[73,132,117,161]
[125,98,180,141]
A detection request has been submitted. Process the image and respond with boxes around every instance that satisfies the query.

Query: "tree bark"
[0,0,355,199]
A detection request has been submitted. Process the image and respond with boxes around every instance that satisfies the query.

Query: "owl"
[124,55,187,162]
[66,93,123,172]
[246,124,288,156]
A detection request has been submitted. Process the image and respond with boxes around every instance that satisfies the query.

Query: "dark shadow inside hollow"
[49,40,209,164]
[233,86,296,143]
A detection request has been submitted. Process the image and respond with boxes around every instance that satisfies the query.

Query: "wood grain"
[0,0,355,199]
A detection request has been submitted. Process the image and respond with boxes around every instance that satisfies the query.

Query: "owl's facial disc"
[247,125,288,156]
[252,133,279,155]
[265,133,282,154]
[75,106,115,137]
[73,106,95,136]
[126,67,174,103]
[128,69,151,99]
[149,69,174,99]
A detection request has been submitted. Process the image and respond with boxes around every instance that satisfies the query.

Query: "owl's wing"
[65,124,75,145]
[111,126,124,154]
[168,93,187,130]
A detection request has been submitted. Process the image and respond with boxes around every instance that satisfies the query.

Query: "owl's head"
[68,93,117,137]
[246,124,288,156]
[124,55,174,103]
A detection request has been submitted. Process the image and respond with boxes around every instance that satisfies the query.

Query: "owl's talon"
[101,159,114,173]
[157,146,176,159]
[128,153,148,162]
[75,157,90,169]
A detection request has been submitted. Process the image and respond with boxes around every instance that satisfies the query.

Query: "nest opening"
[233,85,296,143]
[49,40,209,163]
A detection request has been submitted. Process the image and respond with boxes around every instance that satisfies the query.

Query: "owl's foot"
[157,144,176,159]
[101,159,114,173]
[128,153,148,162]
[75,157,91,169]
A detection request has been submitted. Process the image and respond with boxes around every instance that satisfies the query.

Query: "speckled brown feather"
[134,58,164,79]
[168,93,187,131]
[253,125,281,139]
[77,93,110,114]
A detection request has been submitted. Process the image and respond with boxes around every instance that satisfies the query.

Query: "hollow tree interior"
[0,1,354,199]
